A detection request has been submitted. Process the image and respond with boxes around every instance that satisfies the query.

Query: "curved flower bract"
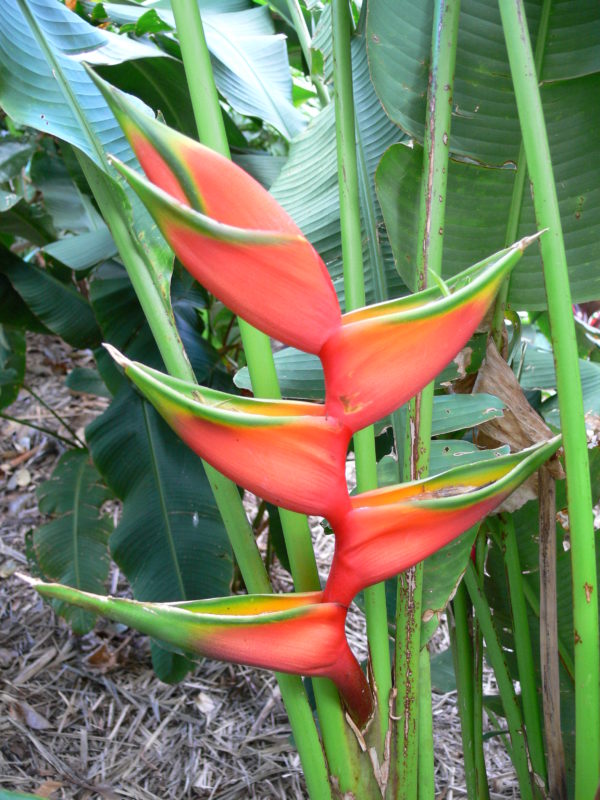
[323,437,561,605]
[91,72,342,355]
[107,348,352,520]
[323,240,538,431]
[30,580,372,728]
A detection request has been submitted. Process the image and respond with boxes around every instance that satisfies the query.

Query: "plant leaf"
[30,450,113,634]
[0,246,101,349]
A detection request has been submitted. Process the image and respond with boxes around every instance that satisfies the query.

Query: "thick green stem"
[392,2,461,795]
[417,645,435,800]
[464,561,534,800]
[171,7,361,796]
[170,0,229,159]
[499,514,547,783]
[284,0,330,106]
[332,0,391,756]
[499,5,600,797]
[450,582,477,800]
[491,0,551,349]
[473,533,490,800]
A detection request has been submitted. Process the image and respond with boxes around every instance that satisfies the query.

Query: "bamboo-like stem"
[332,0,391,756]
[491,0,551,349]
[284,0,330,106]
[464,561,534,800]
[497,514,547,783]
[392,2,461,795]
[499,5,600,797]
[418,645,435,799]
[473,532,490,800]
[450,582,478,800]
[538,468,567,799]
[170,0,229,159]
[171,6,360,796]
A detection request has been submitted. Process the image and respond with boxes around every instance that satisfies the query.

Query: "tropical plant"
[1,1,599,798]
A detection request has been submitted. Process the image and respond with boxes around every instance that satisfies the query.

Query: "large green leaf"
[269,29,405,306]
[42,228,117,272]
[0,0,174,284]
[0,246,101,349]
[30,449,113,634]
[367,0,600,163]
[368,2,600,307]
[0,0,157,167]
[93,1,304,139]
[516,342,600,426]
[375,82,600,307]
[86,385,234,679]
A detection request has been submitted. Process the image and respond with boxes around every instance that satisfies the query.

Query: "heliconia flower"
[322,237,541,432]
[88,71,342,355]
[106,345,352,522]
[322,436,561,605]
[25,578,373,728]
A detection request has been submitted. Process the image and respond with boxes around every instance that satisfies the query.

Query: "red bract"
[90,72,342,355]
[322,437,561,605]
[106,348,352,521]
[29,581,372,728]
[323,242,534,431]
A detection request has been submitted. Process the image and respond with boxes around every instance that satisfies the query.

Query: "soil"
[0,335,519,799]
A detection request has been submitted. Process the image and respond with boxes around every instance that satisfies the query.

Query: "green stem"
[498,514,547,782]
[23,384,85,447]
[284,0,330,106]
[170,0,229,159]
[464,561,534,800]
[332,0,391,755]
[491,0,551,349]
[473,532,490,800]
[171,7,362,797]
[392,2,461,795]
[417,645,435,800]
[0,412,82,450]
[450,582,477,800]
[499,5,600,797]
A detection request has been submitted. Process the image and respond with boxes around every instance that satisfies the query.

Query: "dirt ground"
[0,335,520,799]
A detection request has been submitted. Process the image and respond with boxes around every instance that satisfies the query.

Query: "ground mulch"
[1,334,519,799]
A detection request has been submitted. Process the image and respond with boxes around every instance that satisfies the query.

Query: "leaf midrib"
[141,400,186,599]
[16,0,108,169]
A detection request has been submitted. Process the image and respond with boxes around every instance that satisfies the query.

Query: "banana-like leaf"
[367,0,600,163]
[369,2,600,307]
[30,450,113,634]
[0,246,101,349]
[89,73,340,354]
[323,437,561,605]
[109,348,352,522]
[29,581,372,727]
[90,0,304,139]
[0,0,174,282]
[322,239,532,431]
